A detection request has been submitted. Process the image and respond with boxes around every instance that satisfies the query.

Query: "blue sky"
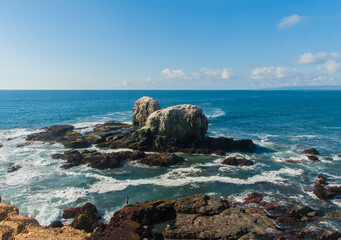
[0,0,340,89]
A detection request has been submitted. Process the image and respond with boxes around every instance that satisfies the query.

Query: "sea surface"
[0,90,341,229]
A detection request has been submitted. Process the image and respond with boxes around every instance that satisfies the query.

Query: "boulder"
[301,148,319,155]
[142,104,208,145]
[307,155,319,161]
[132,96,161,128]
[221,157,254,166]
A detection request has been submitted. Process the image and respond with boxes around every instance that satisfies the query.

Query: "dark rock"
[64,203,102,233]
[288,205,314,219]
[301,148,319,155]
[61,150,83,169]
[7,163,22,173]
[136,153,184,167]
[48,220,64,228]
[51,153,63,159]
[16,142,33,147]
[221,157,254,166]
[244,192,263,204]
[232,139,256,152]
[307,155,319,161]
[26,125,74,142]
[0,143,3,148]
[326,186,341,199]
[313,175,341,200]
[173,194,230,215]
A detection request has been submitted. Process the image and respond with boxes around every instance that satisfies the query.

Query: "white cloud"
[198,68,233,79]
[121,80,128,87]
[296,52,328,64]
[278,14,302,29]
[318,60,341,75]
[146,77,152,82]
[250,66,296,80]
[161,68,186,79]
[330,52,341,59]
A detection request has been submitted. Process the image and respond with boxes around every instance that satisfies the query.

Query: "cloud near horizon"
[250,66,297,80]
[161,68,233,81]
[296,52,328,64]
[277,14,302,29]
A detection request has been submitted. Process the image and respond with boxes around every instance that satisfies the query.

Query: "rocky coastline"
[2,96,341,239]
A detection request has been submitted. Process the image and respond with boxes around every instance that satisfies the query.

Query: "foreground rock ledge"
[0,202,89,239]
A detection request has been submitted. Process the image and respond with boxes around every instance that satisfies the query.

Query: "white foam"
[205,108,226,118]
[84,167,303,194]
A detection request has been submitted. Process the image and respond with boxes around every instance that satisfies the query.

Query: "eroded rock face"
[142,104,208,145]
[132,96,161,128]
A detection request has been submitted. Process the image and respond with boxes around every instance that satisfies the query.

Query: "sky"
[0,0,341,90]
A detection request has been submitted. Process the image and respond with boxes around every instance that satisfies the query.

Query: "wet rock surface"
[58,149,184,169]
[221,157,254,166]
[313,175,341,200]
[7,163,22,173]
[87,193,340,240]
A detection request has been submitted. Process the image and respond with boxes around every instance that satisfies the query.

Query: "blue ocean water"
[0,90,341,228]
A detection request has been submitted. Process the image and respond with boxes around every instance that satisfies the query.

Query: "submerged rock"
[132,96,161,128]
[7,163,22,173]
[48,221,64,228]
[301,148,319,155]
[221,157,254,166]
[308,155,319,161]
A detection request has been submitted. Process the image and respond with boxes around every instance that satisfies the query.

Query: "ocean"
[0,90,340,229]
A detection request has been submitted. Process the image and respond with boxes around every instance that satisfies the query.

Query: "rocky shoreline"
[1,192,341,240]
[2,96,341,239]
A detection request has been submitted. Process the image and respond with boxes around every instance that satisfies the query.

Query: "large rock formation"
[142,104,208,145]
[132,96,161,127]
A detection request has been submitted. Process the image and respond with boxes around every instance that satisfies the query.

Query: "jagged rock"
[64,203,102,233]
[244,192,263,204]
[16,142,33,147]
[313,175,341,200]
[301,148,319,155]
[26,125,91,148]
[174,194,230,216]
[221,157,254,166]
[136,153,184,167]
[132,96,161,128]
[142,104,208,145]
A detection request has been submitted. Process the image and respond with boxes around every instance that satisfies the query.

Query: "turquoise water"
[0,90,340,229]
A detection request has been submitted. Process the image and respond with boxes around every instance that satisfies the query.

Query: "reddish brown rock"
[244,192,264,204]
[300,148,319,155]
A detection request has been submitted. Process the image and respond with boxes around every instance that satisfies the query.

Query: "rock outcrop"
[132,96,161,127]
[57,149,184,169]
[313,175,341,200]
[141,104,208,146]
[88,193,339,240]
